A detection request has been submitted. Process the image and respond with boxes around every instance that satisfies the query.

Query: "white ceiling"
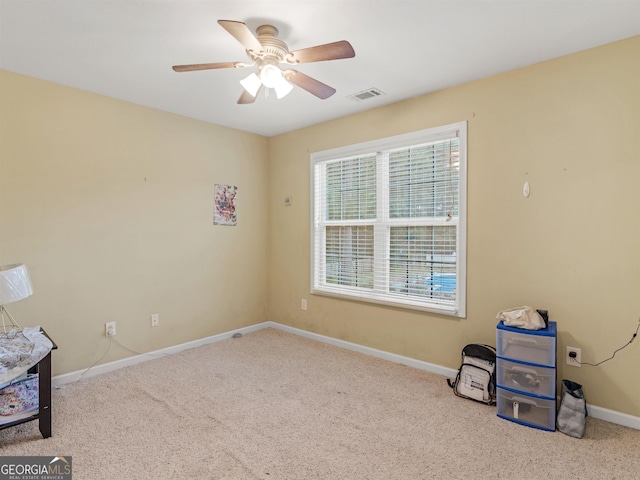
[1,1,639,137]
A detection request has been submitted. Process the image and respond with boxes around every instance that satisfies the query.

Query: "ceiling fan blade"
[284,70,336,99]
[218,20,263,53]
[287,41,355,64]
[237,86,261,104]
[172,62,241,72]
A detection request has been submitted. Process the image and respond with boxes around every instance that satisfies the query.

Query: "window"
[311,122,466,317]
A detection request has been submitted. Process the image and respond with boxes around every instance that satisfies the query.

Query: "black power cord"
[577,319,640,367]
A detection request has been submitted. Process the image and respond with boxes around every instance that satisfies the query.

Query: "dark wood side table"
[0,329,57,438]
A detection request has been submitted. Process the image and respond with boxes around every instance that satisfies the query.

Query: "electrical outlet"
[151,314,159,327]
[301,299,307,311]
[566,346,581,367]
[105,321,116,337]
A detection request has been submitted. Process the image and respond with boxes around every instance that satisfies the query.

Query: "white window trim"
[310,122,467,317]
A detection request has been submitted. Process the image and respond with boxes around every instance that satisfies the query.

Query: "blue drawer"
[497,358,555,399]
[496,321,556,367]
[497,386,556,431]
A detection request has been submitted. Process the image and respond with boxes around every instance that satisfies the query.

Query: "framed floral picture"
[214,184,237,226]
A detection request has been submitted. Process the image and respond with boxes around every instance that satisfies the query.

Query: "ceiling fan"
[172,20,356,104]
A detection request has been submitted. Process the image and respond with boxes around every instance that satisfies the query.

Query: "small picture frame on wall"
[214,184,237,226]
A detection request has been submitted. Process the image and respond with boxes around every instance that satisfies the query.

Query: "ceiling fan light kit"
[172,20,355,104]
[258,63,294,99]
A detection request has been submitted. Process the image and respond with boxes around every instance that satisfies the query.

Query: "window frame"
[310,122,467,317]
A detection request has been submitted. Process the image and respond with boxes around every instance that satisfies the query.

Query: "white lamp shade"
[240,73,262,97]
[273,76,293,99]
[0,264,33,305]
[259,64,281,88]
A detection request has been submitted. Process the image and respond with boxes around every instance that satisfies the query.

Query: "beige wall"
[1,36,638,418]
[0,70,269,376]
[268,37,640,416]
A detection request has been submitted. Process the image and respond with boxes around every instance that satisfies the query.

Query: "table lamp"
[0,264,33,333]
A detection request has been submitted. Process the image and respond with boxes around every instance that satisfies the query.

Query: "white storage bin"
[496,327,556,367]
[497,387,556,431]
[496,358,555,398]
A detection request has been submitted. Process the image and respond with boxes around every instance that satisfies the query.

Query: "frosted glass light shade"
[259,64,282,88]
[273,77,293,99]
[240,73,262,97]
[0,264,33,305]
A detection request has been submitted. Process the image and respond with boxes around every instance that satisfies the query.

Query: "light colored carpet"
[0,328,638,479]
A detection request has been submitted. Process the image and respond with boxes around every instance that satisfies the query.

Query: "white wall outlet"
[105,321,116,337]
[301,299,307,311]
[151,314,159,327]
[566,346,581,367]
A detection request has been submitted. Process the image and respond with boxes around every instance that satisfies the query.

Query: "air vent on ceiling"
[347,88,385,102]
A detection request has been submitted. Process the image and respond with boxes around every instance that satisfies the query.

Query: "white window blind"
[311,122,466,316]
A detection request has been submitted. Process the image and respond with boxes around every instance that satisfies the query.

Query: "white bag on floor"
[447,344,496,405]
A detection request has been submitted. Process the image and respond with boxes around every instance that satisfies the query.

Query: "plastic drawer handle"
[511,396,537,406]
[509,337,539,345]
[510,366,537,375]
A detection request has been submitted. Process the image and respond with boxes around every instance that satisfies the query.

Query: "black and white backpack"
[447,344,497,405]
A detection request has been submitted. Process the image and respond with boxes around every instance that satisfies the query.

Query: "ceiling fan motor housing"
[252,25,293,67]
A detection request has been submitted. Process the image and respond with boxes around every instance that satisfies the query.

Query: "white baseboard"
[52,322,270,387]
[53,320,640,430]
[267,321,459,378]
[267,321,640,431]
[586,404,640,430]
